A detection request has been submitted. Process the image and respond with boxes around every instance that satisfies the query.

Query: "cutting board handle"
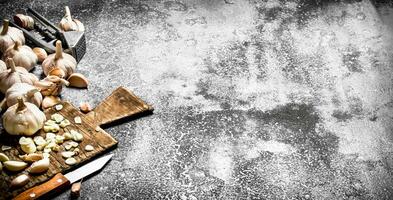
[13,173,70,200]
[86,87,153,126]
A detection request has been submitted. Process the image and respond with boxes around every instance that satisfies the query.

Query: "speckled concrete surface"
[1,0,393,199]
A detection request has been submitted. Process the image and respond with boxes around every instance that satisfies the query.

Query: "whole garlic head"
[59,6,85,32]
[0,19,25,53]
[0,58,39,93]
[2,41,38,71]
[3,97,46,136]
[42,40,76,79]
[6,82,42,107]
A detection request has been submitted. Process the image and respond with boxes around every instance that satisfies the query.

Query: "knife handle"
[13,173,70,200]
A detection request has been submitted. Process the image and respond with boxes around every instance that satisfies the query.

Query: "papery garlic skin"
[59,6,85,32]
[3,97,46,136]
[2,41,38,71]
[0,19,25,53]
[0,58,38,93]
[0,60,6,73]
[42,40,76,79]
[6,83,42,107]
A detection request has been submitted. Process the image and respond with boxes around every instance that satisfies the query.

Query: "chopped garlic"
[55,135,65,144]
[51,113,64,123]
[64,144,73,151]
[74,116,82,124]
[43,148,51,153]
[65,157,77,165]
[69,141,79,148]
[46,133,56,140]
[70,130,83,142]
[84,145,94,152]
[55,104,63,111]
[60,119,71,128]
[64,132,73,140]
[44,120,57,126]
[33,136,46,146]
[61,151,75,158]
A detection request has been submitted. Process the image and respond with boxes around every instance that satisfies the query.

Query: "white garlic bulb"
[2,41,38,71]
[3,97,46,136]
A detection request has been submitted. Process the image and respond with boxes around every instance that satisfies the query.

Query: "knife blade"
[13,154,113,200]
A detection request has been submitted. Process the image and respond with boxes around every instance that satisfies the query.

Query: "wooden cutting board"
[0,87,153,200]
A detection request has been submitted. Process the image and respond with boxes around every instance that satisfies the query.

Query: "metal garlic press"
[8,7,86,63]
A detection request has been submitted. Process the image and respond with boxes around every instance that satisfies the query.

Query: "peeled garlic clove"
[67,73,88,88]
[28,158,49,174]
[79,102,91,113]
[19,153,43,163]
[42,96,61,109]
[4,161,28,172]
[84,145,94,152]
[61,151,75,158]
[32,47,47,62]
[0,152,10,162]
[10,174,30,188]
[65,157,77,165]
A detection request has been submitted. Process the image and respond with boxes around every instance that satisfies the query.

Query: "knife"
[13,154,113,200]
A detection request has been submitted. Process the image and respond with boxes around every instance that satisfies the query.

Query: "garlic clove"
[0,162,2,171]
[19,153,43,163]
[42,96,61,109]
[19,137,37,154]
[48,67,66,78]
[4,160,28,172]
[32,47,47,63]
[79,102,91,113]
[10,174,30,188]
[67,73,88,88]
[0,153,10,162]
[0,152,10,162]
[28,158,50,174]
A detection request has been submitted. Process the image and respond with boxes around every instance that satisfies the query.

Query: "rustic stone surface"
[1,0,393,199]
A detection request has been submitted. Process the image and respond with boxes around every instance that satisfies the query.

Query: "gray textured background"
[1,0,393,199]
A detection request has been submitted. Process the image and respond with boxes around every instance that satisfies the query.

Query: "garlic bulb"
[3,97,46,136]
[32,47,47,62]
[0,58,38,93]
[34,75,69,96]
[42,40,76,78]
[59,6,85,32]
[2,41,38,71]
[14,14,35,30]
[0,19,25,53]
[6,83,42,107]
